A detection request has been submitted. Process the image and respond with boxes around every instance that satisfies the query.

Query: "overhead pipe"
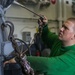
[13,1,41,17]
[62,0,67,21]
[57,0,63,30]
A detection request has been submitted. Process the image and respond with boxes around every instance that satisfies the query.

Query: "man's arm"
[38,16,58,48]
[41,25,58,48]
[27,50,75,74]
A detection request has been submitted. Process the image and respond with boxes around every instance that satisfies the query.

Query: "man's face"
[58,20,75,41]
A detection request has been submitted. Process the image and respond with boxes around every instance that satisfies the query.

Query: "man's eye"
[64,26,67,29]
[62,25,68,30]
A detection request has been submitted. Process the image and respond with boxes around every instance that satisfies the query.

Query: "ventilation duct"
[38,0,50,9]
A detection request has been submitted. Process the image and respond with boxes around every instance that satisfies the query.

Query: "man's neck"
[62,41,75,47]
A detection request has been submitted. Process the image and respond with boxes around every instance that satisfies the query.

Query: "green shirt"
[27,25,75,75]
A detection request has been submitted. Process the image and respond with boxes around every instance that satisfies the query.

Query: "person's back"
[4,58,23,75]
[4,63,22,75]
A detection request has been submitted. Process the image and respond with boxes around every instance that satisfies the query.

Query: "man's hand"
[38,15,48,26]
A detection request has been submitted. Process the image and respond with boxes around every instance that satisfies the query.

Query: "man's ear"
[74,34,75,38]
[72,33,75,39]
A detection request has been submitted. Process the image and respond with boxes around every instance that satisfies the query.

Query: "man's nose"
[60,27,64,31]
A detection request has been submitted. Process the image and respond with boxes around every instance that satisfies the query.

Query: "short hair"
[67,17,75,22]
[67,17,75,31]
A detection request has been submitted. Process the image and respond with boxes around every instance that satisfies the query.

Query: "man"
[27,16,75,75]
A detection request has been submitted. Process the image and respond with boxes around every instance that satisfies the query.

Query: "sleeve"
[27,50,75,73]
[41,25,58,48]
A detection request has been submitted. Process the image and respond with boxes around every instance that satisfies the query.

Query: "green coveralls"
[27,25,75,75]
